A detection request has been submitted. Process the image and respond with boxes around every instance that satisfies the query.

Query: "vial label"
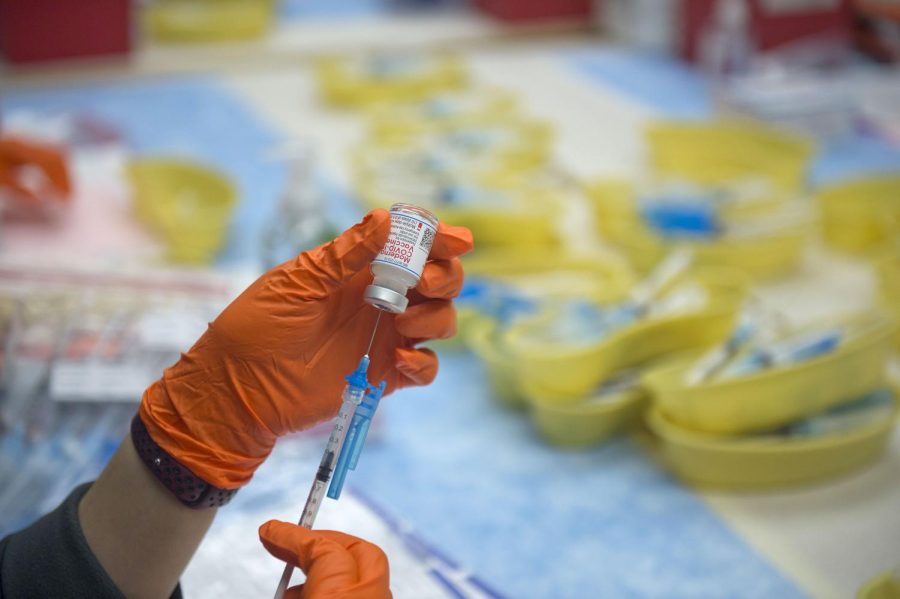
[373,212,437,278]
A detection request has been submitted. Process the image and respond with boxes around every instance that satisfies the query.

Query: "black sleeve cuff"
[0,482,183,599]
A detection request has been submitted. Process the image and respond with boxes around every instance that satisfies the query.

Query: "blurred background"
[1,1,900,597]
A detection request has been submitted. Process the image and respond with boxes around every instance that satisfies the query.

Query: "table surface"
[3,12,900,599]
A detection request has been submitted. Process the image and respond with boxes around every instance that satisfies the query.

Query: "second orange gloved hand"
[0,136,72,205]
[260,520,391,599]
[140,209,473,488]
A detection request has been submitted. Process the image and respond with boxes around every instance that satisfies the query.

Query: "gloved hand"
[260,520,391,599]
[140,209,473,488]
[0,136,72,205]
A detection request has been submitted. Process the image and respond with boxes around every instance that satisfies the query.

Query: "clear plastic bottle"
[364,203,439,313]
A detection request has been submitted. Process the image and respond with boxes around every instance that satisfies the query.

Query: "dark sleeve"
[0,482,183,599]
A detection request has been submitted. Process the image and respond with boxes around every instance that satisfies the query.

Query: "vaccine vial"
[365,203,439,313]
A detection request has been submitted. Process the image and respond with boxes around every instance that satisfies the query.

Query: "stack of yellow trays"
[817,175,900,254]
[508,267,748,404]
[316,54,466,107]
[645,120,814,192]
[586,183,810,279]
[462,251,634,403]
[857,569,900,599]
[354,134,560,250]
[365,88,519,142]
[643,312,897,489]
[353,119,555,184]
[529,373,647,449]
[877,246,900,348]
[144,0,275,42]
[341,61,564,251]
[586,120,815,279]
[643,397,895,490]
[587,197,809,278]
[459,249,634,335]
[468,267,749,447]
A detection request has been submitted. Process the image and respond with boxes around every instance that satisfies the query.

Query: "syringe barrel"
[342,382,366,405]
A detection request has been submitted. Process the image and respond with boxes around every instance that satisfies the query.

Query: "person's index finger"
[417,257,464,299]
[430,222,474,260]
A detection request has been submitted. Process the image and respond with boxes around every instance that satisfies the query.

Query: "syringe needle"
[365,310,382,356]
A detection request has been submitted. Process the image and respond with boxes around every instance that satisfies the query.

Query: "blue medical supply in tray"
[782,388,895,437]
[641,200,721,239]
[720,328,843,379]
[457,279,539,325]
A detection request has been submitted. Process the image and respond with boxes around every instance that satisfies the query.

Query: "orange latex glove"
[140,209,473,488]
[0,136,72,205]
[260,520,391,599]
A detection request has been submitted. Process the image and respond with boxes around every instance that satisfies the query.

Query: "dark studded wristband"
[131,414,238,509]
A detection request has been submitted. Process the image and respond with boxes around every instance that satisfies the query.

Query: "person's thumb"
[259,520,391,598]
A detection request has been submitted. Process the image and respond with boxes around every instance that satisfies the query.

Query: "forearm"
[79,434,216,599]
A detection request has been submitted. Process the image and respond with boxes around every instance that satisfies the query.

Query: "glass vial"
[365,203,439,313]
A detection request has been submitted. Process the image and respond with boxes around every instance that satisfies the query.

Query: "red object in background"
[474,0,592,23]
[0,0,131,64]
[681,0,853,61]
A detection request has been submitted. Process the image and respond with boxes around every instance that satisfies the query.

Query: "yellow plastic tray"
[585,182,810,278]
[462,248,634,303]
[316,54,466,107]
[530,385,647,448]
[366,89,519,142]
[466,318,524,409]
[353,120,554,180]
[506,268,748,404]
[463,255,636,405]
[127,158,236,265]
[858,570,900,599]
[877,251,900,348]
[584,179,643,242]
[362,194,561,249]
[356,176,564,250]
[458,258,633,344]
[646,120,814,192]
[646,313,898,434]
[144,0,274,42]
[644,397,896,490]
[614,223,810,279]
[435,205,560,249]
[586,177,794,241]
[817,175,900,254]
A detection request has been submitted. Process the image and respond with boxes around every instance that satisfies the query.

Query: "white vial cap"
[364,284,408,313]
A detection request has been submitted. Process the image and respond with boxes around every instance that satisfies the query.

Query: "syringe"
[273,315,383,599]
[272,355,369,599]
